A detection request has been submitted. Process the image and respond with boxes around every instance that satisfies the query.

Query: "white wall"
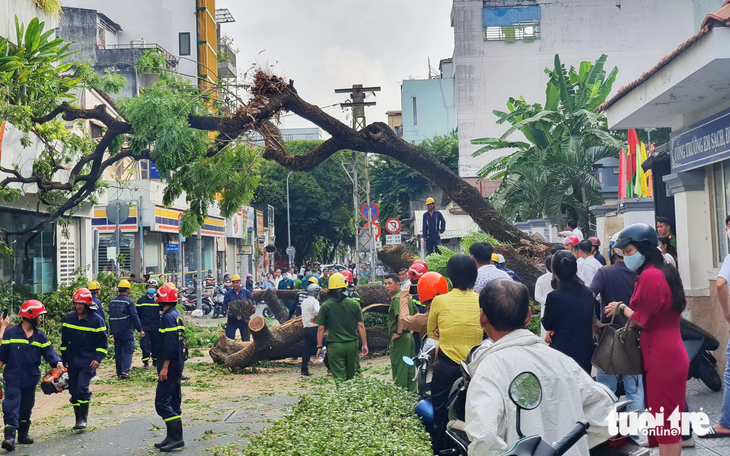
[63,0,198,81]
[0,0,58,42]
[452,0,696,177]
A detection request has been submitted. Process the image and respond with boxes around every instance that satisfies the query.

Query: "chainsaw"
[41,366,69,395]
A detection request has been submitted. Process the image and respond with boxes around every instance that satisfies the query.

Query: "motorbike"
[212,283,226,319]
[681,318,722,391]
[442,349,647,456]
[180,286,212,315]
[402,336,437,437]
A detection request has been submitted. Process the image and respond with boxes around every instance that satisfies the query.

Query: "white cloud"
[220,0,454,129]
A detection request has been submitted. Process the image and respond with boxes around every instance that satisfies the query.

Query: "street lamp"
[286,171,293,269]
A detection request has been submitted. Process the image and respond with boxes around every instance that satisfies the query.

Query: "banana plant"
[472,54,622,229]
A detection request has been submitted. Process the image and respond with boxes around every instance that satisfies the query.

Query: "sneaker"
[90,375,100,383]
[681,436,695,448]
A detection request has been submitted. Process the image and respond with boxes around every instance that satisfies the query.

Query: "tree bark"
[250,286,390,310]
[209,316,390,368]
[377,245,416,271]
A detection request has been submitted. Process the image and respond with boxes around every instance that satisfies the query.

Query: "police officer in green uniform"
[315,273,368,381]
[384,274,417,392]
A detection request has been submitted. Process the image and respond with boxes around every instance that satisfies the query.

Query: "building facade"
[401,59,456,144]
[451,0,702,178]
[279,128,324,141]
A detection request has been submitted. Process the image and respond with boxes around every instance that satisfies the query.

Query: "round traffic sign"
[361,202,380,221]
[363,222,381,240]
[385,218,401,234]
[106,200,129,225]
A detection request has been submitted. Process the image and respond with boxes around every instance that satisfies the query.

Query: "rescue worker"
[137,279,160,369]
[153,284,186,452]
[61,288,108,431]
[87,281,105,323]
[315,273,368,381]
[384,274,417,392]
[422,197,446,255]
[340,270,361,304]
[109,280,144,379]
[222,275,253,341]
[0,300,63,451]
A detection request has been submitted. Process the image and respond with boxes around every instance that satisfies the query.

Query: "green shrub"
[242,377,431,456]
[363,312,388,328]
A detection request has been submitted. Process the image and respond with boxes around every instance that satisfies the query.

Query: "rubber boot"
[17,421,32,445]
[154,422,171,449]
[159,419,184,452]
[73,403,88,430]
[143,360,150,370]
[2,425,16,452]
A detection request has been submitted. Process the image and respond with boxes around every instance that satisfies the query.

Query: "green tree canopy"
[252,140,355,263]
[472,54,623,230]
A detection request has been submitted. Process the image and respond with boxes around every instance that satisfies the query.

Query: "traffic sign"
[286,246,296,257]
[385,218,401,234]
[360,202,380,221]
[106,200,129,225]
[386,234,402,245]
[362,222,381,239]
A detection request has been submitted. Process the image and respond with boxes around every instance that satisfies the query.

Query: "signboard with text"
[386,234,402,245]
[671,106,730,172]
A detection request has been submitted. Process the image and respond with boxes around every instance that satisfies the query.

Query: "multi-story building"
[280,128,324,141]
[401,59,456,144]
[451,0,714,179]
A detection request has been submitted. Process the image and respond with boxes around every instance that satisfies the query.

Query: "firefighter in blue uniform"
[61,287,108,431]
[137,279,159,369]
[222,275,253,341]
[153,283,185,452]
[0,300,63,451]
[109,280,144,379]
[87,281,106,323]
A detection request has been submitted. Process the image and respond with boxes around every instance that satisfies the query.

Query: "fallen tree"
[209,315,390,369]
[378,244,417,272]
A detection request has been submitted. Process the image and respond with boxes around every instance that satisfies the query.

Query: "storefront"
[92,206,138,276]
[0,210,56,294]
[601,2,730,369]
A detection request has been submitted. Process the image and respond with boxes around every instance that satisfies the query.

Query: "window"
[179,32,191,56]
[140,160,149,180]
[412,97,418,126]
[483,6,541,42]
[98,26,105,47]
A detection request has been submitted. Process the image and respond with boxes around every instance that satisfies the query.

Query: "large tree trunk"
[377,245,416,272]
[251,286,390,315]
[209,315,390,369]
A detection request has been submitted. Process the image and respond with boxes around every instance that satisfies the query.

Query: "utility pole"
[336,84,381,282]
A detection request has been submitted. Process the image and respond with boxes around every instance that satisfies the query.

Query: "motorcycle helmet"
[613,223,658,249]
[414,399,435,430]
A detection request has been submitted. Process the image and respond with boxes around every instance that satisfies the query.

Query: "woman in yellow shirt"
[427,254,483,452]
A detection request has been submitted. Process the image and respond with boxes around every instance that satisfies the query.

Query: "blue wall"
[401,76,456,144]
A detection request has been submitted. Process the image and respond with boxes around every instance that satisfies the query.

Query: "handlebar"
[553,421,589,456]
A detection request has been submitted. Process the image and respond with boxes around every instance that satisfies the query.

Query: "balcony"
[218,43,237,78]
[98,43,178,68]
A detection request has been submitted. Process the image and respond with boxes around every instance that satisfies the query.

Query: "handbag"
[591,310,643,375]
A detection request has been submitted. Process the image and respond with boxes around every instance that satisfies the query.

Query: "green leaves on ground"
[242,377,431,456]
[472,54,623,229]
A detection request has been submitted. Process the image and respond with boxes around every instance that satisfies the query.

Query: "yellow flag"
[640,142,649,197]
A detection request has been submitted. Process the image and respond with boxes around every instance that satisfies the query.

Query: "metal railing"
[99,43,178,67]
[484,21,540,42]
[218,43,237,69]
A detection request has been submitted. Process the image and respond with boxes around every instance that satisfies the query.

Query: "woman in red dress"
[605,223,688,456]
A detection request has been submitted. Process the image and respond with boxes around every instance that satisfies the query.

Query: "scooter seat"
[448,419,467,432]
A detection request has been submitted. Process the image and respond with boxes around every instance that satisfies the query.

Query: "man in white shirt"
[465,280,616,456]
[469,242,511,294]
[300,283,321,377]
[558,219,584,241]
[534,255,554,340]
[576,240,602,286]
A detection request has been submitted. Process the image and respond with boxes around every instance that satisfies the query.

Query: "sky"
[220,0,455,130]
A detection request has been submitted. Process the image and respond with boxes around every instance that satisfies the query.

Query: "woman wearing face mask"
[605,223,688,456]
[541,249,596,373]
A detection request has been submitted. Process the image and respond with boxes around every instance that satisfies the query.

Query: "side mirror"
[508,372,542,438]
[403,356,415,366]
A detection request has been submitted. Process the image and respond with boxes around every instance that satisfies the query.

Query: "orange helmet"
[340,270,354,283]
[413,259,427,269]
[408,262,428,281]
[72,288,93,306]
[417,272,448,303]
[20,300,47,320]
[157,283,179,303]
[563,236,580,247]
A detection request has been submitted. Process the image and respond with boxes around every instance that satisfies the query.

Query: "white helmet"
[306,283,321,296]
[609,231,624,257]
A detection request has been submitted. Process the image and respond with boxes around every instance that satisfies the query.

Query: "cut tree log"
[378,244,416,272]
[209,315,391,368]
[227,299,256,323]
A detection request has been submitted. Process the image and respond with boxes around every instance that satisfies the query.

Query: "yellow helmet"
[88,280,101,291]
[165,282,177,290]
[118,279,131,289]
[328,272,347,290]
[308,276,319,284]
[231,274,242,282]
[491,253,500,263]
[425,197,435,205]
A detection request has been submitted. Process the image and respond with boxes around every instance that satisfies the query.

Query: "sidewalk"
[684,379,728,455]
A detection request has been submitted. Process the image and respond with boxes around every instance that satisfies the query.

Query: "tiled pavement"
[683,380,727,455]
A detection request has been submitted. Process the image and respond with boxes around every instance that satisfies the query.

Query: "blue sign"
[150,162,160,179]
[165,243,180,253]
[671,106,730,173]
[361,203,379,221]
[483,6,540,27]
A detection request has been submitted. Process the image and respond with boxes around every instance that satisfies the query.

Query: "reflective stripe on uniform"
[109,316,129,320]
[60,346,67,351]
[77,400,90,404]
[136,303,158,307]
[63,323,107,332]
[163,415,181,422]
[96,348,108,354]
[1,339,51,348]
[158,326,185,333]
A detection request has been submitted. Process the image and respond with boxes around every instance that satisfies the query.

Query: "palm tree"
[472,54,623,231]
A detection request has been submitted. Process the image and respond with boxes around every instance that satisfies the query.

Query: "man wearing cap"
[109,280,144,379]
[87,281,106,323]
[137,279,160,369]
[422,197,446,255]
[223,275,253,341]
